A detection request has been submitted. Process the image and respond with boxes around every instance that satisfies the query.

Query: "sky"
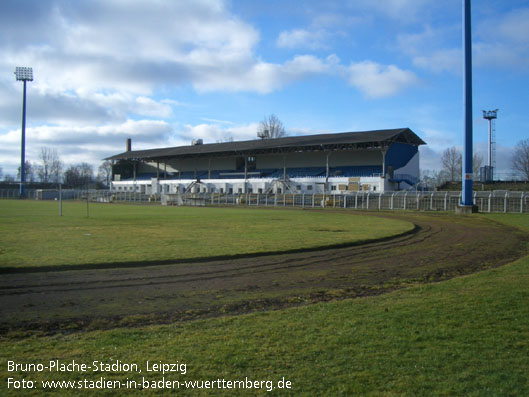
[1,0,528,179]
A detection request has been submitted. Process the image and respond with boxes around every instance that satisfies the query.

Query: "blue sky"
[1,0,528,178]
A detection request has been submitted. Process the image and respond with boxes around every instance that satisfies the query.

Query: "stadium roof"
[106,128,426,161]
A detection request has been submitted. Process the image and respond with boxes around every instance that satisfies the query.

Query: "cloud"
[397,26,461,74]
[177,122,259,144]
[351,0,443,23]
[0,0,260,95]
[345,61,418,98]
[398,7,529,74]
[474,8,529,70]
[412,49,461,74]
[0,119,173,172]
[277,29,329,50]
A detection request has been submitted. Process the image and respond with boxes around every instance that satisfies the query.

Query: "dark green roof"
[106,128,425,161]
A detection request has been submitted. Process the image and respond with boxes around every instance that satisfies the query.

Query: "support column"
[244,157,248,193]
[381,148,387,178]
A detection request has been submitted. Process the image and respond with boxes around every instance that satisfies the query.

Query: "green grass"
[0,200,413,269]
[1,213,528,395]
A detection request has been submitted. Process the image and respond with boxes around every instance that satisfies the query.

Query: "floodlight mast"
[482,109,498,169]
[461,0,473,208]
[14,67,33,198]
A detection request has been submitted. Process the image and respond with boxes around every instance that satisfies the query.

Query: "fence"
[1,188,528,213]
[190,191,529,214]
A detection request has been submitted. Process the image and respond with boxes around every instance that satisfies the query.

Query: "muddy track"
[0,212,527,335]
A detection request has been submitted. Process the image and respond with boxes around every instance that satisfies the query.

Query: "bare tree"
[512,138,529,180]
[17,161,36,182]
[441,147,462,181]
[63,163,94,188]
[442,147,485,181]
[256,114,286,139]
[98,160,112,187]
[473,152,484,177]
[38,147,63,183]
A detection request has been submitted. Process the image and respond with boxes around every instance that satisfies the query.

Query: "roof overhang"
[105,128,426,162]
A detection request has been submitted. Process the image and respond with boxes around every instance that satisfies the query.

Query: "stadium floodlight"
[14,66,33,198]
[15,67,33,81]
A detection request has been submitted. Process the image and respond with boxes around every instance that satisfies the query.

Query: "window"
[220,188,224,194]
[248,188,253,193]
[258,188,263,194]
[373,186,377,192]
[331,185,337,191]
[228,188,233,194]
[238,188,243,193]
[307,185,313,191]
[296,185,301,190]
[277,188,282,194]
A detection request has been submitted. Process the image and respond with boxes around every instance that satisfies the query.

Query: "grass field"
[1,204,528,395]
[0,200,413,270]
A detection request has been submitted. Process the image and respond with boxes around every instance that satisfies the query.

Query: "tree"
[441,147,483,181]
[97,160,112,187]
[37,147,63,183]
[420,169,449,189]
[63,163,94,188]
[473,152,484,177]
[17,161,36,182]
[0,166,2,181]
[441,147,462,181]
[512,138,529,180]
[256,114,286,139]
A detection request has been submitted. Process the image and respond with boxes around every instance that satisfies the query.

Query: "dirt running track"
[1,212,527,334]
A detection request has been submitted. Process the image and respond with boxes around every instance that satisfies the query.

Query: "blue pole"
[20,80,27,198]
[462,0,473,206]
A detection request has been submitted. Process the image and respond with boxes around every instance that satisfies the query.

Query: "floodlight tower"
[14,67,33,198]
[482,109,498,180]
[460,0,475,211]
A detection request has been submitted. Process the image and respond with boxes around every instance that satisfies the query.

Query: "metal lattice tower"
[482,109,498,177]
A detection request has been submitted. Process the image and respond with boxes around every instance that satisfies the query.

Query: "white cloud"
[397,26,461,74]
[178,122,259,143]
[277,29,329,50]
[474,8,529,70]
[345,61,418,98]
[0,119,173,174]
[412,49,461,74]
[352,0,443,23]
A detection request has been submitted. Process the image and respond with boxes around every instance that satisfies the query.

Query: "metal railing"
[1,189,527,213]
[197,191,529,213]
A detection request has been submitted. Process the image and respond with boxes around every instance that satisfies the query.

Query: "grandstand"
[106,128,425,195]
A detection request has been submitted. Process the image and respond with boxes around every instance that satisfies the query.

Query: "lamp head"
[15,67,33,81]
